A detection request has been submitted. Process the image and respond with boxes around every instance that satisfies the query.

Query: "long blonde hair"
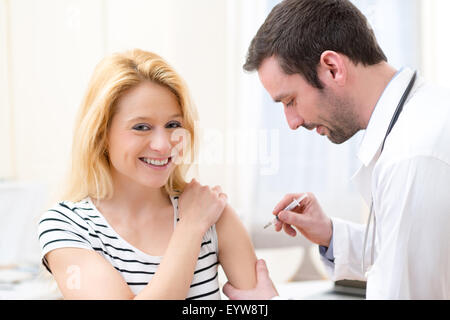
[62,49,198,202]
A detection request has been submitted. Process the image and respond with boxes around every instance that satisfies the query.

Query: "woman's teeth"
[141,157,169,166]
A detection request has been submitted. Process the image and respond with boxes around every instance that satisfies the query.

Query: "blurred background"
[1,0,449,299]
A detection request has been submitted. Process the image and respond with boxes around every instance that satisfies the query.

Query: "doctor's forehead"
[258,57,284,85]
[258,56,299,101]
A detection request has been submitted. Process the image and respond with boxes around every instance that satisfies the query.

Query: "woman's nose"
[149,128,172,154]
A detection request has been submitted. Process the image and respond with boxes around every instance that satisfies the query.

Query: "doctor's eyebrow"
[273,93,291,103]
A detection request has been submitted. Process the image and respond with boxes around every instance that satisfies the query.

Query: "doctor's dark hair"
[243,0,387,89]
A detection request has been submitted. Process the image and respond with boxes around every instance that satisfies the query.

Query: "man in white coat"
[223,0,450,299]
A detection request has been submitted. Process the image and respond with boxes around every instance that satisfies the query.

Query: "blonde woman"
[37,49,258,299]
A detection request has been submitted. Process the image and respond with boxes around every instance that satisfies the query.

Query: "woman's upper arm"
[46,248,134,299]
[215,204,257,290]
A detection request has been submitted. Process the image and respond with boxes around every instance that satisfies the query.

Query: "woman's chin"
[138,178,168,190]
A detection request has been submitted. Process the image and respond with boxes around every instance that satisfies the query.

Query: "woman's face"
[107,80,185,190]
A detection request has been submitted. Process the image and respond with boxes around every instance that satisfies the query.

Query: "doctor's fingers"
[222,282,240,300]
[272,193,302,214]
[272,193,309,215]
[282,222,297,237]
[277,210,308,231]
[223,260,278,300]
[274,219,297,237]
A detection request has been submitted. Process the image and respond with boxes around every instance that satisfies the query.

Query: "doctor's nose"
[285,110,304,130]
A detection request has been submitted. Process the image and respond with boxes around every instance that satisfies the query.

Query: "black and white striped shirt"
[37,196,221,300]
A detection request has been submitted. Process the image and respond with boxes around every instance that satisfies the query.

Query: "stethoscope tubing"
[361,71,417,274]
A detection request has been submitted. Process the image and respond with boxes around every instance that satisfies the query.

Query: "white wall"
[421,0,450,88]
[0,0,14,179]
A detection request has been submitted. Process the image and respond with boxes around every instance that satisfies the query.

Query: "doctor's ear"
[317,51,347,87]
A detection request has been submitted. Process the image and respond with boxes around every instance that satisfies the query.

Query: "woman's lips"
[139,157,172,170]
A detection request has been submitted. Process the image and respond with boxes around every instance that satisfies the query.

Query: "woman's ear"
[317,50,347,87]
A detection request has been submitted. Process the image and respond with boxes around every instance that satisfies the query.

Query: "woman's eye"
[133,124,151,131]
[166,121,182,129]
[286,99,294,107]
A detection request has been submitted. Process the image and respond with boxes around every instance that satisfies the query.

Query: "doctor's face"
[258,56,359,144]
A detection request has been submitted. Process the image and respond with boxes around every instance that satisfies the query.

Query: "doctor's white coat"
[320,68,450,299]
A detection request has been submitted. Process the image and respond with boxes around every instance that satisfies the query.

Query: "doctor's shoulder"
[384,82,450,162]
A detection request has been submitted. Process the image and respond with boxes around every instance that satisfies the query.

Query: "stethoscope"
[361,70,417,274]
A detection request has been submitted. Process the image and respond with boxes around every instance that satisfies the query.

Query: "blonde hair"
[61,49,198,202]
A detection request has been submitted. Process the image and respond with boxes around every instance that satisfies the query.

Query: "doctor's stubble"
[315,85,361,145]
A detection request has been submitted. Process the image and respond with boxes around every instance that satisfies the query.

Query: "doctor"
[223,0,450,299]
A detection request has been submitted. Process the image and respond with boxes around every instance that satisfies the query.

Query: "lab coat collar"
[356,67,415,167]
[351,67,415,204]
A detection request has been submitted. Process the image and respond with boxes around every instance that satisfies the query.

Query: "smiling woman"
[63,49,197,201]
[37,49,258,300]
[106,81,187,192]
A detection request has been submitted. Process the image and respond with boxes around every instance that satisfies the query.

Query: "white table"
[0,278,62,300]
[277,280,364,300]
[1,279,364,300]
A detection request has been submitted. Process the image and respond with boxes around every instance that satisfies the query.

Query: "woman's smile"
[139,156,172,171]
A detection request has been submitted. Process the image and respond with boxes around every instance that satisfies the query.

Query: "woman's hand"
[178,179,228,234]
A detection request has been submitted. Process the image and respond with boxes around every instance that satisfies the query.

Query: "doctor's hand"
[273,193,332,247]
[223,259,278,300]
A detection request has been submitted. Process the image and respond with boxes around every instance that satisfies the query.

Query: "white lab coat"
[320,68,450,299]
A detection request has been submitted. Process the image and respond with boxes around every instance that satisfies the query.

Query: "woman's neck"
[95,173,172,220]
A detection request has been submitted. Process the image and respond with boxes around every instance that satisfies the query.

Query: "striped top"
[37,196,221,300]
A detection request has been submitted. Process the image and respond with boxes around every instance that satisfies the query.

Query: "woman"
[38,49,257,299]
